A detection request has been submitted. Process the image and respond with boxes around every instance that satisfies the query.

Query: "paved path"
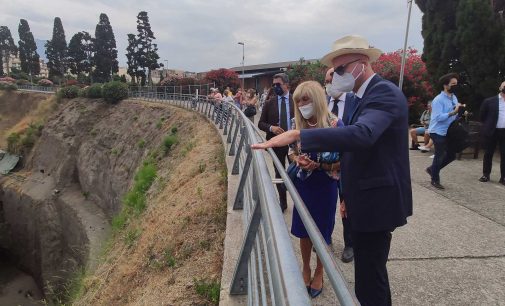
[217,110,505,305]
[275,147,505,305]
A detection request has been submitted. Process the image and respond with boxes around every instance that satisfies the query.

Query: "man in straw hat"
[252,35,413,305]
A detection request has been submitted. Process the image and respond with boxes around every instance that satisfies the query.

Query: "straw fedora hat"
[320,35,382,67]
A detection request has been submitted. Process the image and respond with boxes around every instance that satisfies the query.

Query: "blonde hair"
[292,81,332,130]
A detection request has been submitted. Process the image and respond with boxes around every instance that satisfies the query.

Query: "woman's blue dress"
[291,153,338,245]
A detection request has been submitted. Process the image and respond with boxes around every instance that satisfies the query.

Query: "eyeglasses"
[334,59,361,76]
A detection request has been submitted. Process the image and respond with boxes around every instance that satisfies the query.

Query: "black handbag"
[244,105,257,117]
[447,118,470,153]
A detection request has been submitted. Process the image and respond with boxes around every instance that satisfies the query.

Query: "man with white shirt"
[324,67,354,263]
[479,81,505,185]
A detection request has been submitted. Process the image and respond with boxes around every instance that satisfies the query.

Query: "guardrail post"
[232,128,246,175]
[223,107,231,135]
[226,112,235,142]
[233,147,253,210]
[229,117,241,156]
[230,194,262,295]
[219,106,226,129]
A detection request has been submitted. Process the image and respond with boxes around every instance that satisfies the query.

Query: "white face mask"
[325,83,342,99]
[331,63,365,93]
[298,103,314,119]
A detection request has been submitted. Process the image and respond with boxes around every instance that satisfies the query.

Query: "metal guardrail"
[16,84,56,92]
[132,91,357,306]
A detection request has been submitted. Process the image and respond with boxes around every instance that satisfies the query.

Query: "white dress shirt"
[497,94,505,129]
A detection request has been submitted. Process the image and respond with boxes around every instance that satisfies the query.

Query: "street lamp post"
[399,0,413,91]
[238,42,245,91]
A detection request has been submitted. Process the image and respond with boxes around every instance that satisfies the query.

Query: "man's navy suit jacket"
[480,95,500,138]
[301,75,413,232]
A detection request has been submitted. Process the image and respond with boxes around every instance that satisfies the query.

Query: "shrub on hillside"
[0,81,18,91]
[38,79,53,87]
[16,79,30,86]
[78,87,88,98]
[102,81,128,104]
[66,79,79,86]
[58,85,80,99]
[87,83,103,98]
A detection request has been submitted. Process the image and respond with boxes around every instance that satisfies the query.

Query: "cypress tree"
[45,17,67,81]
[126,33,140,84]
[0,26,18,76]
[18,19,40,77]
[135,11,161,86]
[456,0,502,107]
[68,31,93,76]
[93,13,118,83]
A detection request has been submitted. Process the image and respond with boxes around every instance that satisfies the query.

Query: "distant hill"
[35,39,47,61]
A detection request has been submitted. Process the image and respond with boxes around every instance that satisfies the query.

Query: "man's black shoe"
[431,181,445,190]
[341,247,354,263]
[425,167,432,177]
[479,175,490,182]
[499,178,505,186]
[409,145,420,150]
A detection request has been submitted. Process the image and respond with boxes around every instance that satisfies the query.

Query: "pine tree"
[0,26,18,76]
[126,33,140,84]
[92,13,118,83]
[456,0,502,107]
[45,17,67,81]
[18,19,40,77]
[135,11,161,86]
[67,31,93,76]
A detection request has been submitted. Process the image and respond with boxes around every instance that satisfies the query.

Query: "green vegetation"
[124,228,142,247]
[0,82,18,91]
[194,278,220,305]
[57,85,80,99]
[102,80,128,104]
[137,139,146,149]
[6,122,43,154]
[164,247,177,268]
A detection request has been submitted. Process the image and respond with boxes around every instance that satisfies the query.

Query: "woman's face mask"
[298,103,314,119]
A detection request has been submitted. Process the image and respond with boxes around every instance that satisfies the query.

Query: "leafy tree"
[45,17,67,81]
[135,11,161,86]
[18,19,40,77]
[67,31,93,76]
[204,68,239,90]
[286,58,326,89]
[126,33,140,84]
[415,0,462,84]
[0,26,18,76]
[456,0,503,109]
[372,48,434,124]
[92,13,118,83]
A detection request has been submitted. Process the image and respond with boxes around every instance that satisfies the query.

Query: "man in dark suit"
[325,67,355,263]
[479,81,505,185]
[252,35,413,306]
[258,73,295,211]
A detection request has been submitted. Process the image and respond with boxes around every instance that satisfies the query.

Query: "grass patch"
[6,122,44,154]
[124,228,142,247]
[111,148,118,156]
[194,278,220,305]
[138,139,146,149]
[164,247,177,268]
[162,135,178,155]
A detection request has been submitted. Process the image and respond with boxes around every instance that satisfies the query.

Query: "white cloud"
[0,0,424,72]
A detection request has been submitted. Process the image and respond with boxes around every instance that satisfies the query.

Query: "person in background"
[259,87,269,112]
[252,35,413,306]
[425,73,463,190]
[288,81,342,298]
[234,88,243,109]
[258,73,294,212]
[324,67,354,263]
[243,88,258,122]
[478,81,505,185]
[410,101,432,150]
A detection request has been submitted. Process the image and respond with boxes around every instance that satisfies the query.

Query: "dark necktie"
[280,96,288,131]
[332,100,339,117]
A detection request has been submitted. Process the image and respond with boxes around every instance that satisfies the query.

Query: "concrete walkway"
[280,148,505,305]
[217,110,505,305]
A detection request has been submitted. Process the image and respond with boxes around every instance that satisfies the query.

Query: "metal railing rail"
[131,91,356,305]
[16,84,56,92]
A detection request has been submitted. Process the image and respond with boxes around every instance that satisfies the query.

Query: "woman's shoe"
[309,279,323,298]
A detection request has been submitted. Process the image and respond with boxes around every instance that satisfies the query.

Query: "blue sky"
[1,0,424,72]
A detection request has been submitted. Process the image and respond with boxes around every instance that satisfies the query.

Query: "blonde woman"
[288,81,342,298]
[243,88,258,122]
